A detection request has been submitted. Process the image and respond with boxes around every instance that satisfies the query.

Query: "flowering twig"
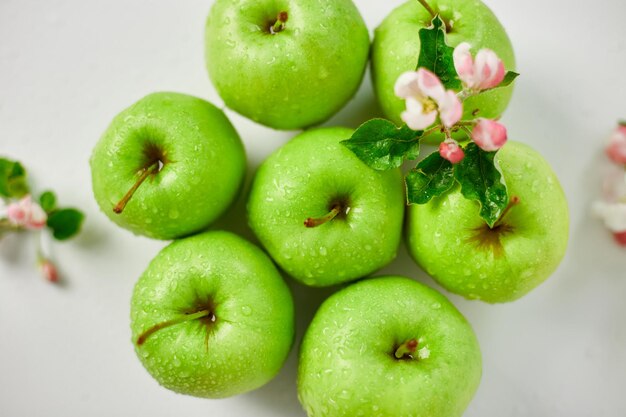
[0,157,84,282]
[341,15,519,227]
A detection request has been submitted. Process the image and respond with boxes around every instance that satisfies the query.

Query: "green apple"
[298,275,482,417]
[205,0,369,130]
[130,230,294,398]
[407,141,569,303]
[247,127,405,287]
[90,92,246,240]
[372,0,515,126]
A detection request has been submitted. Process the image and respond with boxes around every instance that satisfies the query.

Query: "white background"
[1,0,625,416]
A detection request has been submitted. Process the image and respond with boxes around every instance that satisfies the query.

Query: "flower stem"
[136,309,213,346]
[113,162,160,214]
[304,204,342,228]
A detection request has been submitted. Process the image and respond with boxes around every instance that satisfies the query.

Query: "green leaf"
[341,119,421,171]
[480,71,519,94]
[39,191,57,213]
[454,143,508,227]
[417,16,462,90]
[406,152,455,204]
[500,71,519,87]
[46,208,85,241]
[0,158,29,198]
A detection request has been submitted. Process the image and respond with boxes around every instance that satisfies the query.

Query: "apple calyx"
[113,161,161,214]
[270,11,289,34]
[394,338,419,360]
[136,309,215,346]
[304,204,342,228]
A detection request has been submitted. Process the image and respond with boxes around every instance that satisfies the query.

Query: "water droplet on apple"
[241,306,252,316]
[169,209,180,219]
[431,302,441,309]
[225,39,236,47]
[172,356,181,367]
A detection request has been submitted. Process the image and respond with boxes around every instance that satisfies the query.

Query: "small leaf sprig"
[342,13,519,227]
[0,157,85,283]
[592,122,626,246]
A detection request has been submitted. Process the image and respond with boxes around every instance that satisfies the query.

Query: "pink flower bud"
[6,196,47,230]
[472,119,508,152]
[439,139,465,164]
[614,231,626,247]
[40,260,59,283]
[606,124,626,165]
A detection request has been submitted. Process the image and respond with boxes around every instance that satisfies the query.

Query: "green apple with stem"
[130,230,295,398]
[372,0,515,128]
[407,141,569,303]
[298,275,482,417]
[205,0,369,130]
[247,127,405,287]
[90,92,246,240]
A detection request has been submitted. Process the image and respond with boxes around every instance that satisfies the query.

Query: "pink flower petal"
[472,118,508,152]
[7,195,47,229]
[394,71,424,100]
[439,139,465,164]
[25,202,47,230]
[453,42,475,88]
[7,203,26,223]
[475,48,506,90]
[416,68,446,103]
[606,125,626,164]
[437,91,463,128]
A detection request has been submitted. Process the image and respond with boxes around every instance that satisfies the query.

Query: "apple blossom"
[6,195,47,230]
[606,124,626,165]
[395,69,462,130]
[472,118,508,152]
[453,42,506,91]
[439,139,465,164]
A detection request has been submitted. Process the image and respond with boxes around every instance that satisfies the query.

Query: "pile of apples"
[89,0,569,416]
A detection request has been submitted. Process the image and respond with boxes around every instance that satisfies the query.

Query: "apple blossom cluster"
[593,123,626,246]
[395,42,509,164]
[0,157,84,283]
[342,16,519,227]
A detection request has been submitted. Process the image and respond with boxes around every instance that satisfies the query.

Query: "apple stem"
[304,204,342,228]
[416,0,437,18]
[492,196,520,229]
[136,309,213,346]
[113,161,160,214]
[394,338,419,360]
[271,11,289,34]
[416,0,452,32]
